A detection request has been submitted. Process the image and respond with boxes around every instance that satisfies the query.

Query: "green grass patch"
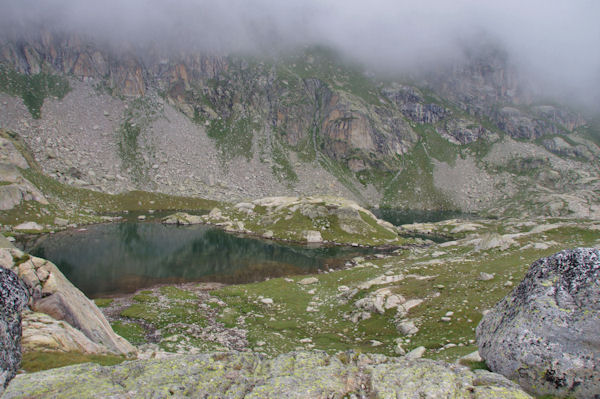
[132,291,158,303]
[93,298,114,308]
[121,300,206,329]
[21,351,127,372]
[111,320,146,345]
[206,117,256,162]
[0,65,70,119]
[209,219,599,361]
[159,286,197,300]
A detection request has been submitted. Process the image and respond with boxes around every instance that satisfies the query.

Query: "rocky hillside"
[1,29,599,218]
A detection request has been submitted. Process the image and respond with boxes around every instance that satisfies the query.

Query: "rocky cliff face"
[0,29,598,217]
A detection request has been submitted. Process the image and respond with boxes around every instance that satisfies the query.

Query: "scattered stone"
[262,230,274,238]
[298,277,319,285]
[299,338,312,344]
[305,230,322,243]
[137,215,146,221]
[478,272,494,281]
[503,281,513,287]
[14,222,43,232]
[208,208,223,219]
[393,339,406,355]
[474,233,517,251]
[396,299,424,317]
[477,248,600,398]
[162,212,203,225]
[458,351,483,366]
[450,223,484,233]
[358,274,404,290]
[53,217,68,226]
[405,346,426,360]
[260,298,273,305]
[348,311,371,323]
[440,317,452,322]
[397,320,419,336]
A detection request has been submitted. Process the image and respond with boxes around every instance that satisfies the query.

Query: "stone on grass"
[397,320,419,336]
[477,248,600,398]
[298,277,319,285]
[478,272,494,281]
[458,351,483,366]
[305,230,322,243]
[405,346,426,360]
[14,222,43,232]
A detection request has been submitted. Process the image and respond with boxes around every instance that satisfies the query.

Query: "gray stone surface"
[0,267,29,394]
[476,248,600,398]
[3,351,531,398]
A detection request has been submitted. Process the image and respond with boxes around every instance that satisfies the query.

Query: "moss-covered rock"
[204,196,406,246]
[3,351,531,398]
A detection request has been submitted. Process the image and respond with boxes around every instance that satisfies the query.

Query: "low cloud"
[2,0,599,107]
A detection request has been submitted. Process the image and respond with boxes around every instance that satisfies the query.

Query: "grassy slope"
[0,129,220,228]
[107,218,599,364]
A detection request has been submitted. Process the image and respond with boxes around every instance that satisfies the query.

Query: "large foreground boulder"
[3,351,530,398]
[0,248,135,356]
[477,248,600,398]
[0,267,28,394]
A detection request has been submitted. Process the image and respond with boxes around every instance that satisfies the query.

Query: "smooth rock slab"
[0,249,135,355]
[3,351,531,398]
[476,248,600,398]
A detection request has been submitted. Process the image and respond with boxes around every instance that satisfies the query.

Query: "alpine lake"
[18,212,381,298]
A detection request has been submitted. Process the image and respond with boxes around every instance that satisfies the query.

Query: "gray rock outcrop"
[0,267,29,394]
[476,248,600,398]
[3,350,531,398]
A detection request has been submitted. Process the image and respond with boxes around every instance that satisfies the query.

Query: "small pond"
[372,208,473,226]
[19,222,376,298]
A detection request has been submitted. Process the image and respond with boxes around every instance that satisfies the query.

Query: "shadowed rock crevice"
[0,266,29,394]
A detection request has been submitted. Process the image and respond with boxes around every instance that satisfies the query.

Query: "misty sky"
[2,0,599,106]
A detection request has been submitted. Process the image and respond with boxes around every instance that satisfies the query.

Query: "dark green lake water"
[372,208,471,226]
[21,222,374,298]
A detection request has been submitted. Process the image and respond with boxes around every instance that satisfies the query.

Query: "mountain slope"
[1,30,598,218]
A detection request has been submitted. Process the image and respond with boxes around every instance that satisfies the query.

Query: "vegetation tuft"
[0,65,70,119]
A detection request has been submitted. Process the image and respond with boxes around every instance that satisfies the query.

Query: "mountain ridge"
[1,29,598,219]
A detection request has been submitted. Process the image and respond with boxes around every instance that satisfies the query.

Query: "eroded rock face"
[476,248,600,398]
[21,311,107,354]
[0,248,135,356]
[0,267,29,393]
[3,351,531,398]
